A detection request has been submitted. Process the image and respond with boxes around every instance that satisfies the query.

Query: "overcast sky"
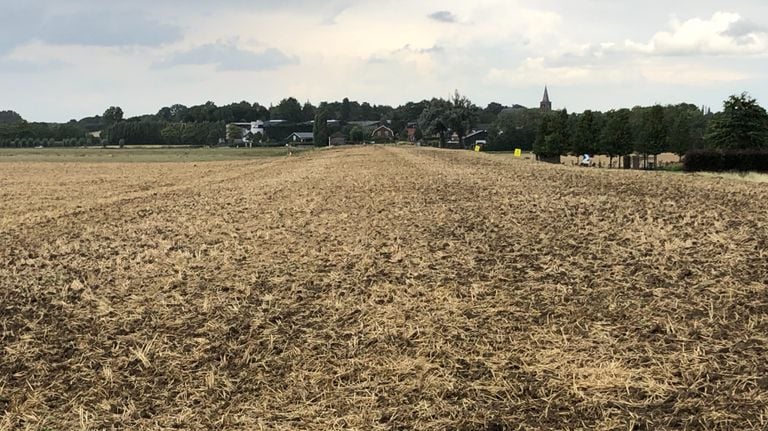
[2,0,768,122]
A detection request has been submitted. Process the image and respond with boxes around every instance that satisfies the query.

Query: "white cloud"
[486,55,751,88]
[2,1,768,121]
[624,12,768,56]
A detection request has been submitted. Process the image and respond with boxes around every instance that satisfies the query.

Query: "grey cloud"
[39,10,181,47]
[722,18,767,46]
[0,0,361,54]
[0,59,68,73]
[157,43,298,71]
[0,5,41,54]
[366,44,443,65]
[428,11,458,23]
[723,18,766,38]
[419,46,444,54]
[0,4,181,53]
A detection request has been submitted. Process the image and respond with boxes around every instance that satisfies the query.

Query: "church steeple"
[540,86,552,112]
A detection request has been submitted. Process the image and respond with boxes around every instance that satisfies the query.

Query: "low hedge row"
[683,149,768,172]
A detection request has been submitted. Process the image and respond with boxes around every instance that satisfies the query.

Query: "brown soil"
[1,146,767,430]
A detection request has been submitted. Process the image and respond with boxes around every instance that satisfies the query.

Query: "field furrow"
[1,146,767,430]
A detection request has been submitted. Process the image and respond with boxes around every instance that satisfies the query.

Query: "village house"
[287,132,314,144]
[406,122,418,142]
[371,125,394,141]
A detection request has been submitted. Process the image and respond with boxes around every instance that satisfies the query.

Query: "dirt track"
[2,146,767,430]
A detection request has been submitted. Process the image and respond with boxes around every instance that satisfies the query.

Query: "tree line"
[528,104,709,166]
[528,93,766,165]
[2,92,766,154]
[0,121,97,148]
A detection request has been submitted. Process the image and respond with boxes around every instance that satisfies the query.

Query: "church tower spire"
[540,86,552,112]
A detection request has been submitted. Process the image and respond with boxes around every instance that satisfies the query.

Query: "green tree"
[600,109,633,168]
[573,110,601,156]
[534,109,569,161]
[488,109,541,151]
[271,97,304,123]
[313,108,330,147]
[340,97,351,122]
[636,105,667,167]
[227,124,243,144]
[667,104,706,159]
[301,101,316,122]
[418,98,452,147]
[706,92,768,149]
[161,123,183,145]
[349,126,366,143]
[0,110,23,124]
[448,90,477,148]
[103,106,124,125]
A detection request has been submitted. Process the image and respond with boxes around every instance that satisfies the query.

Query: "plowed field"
[2,146,767,430]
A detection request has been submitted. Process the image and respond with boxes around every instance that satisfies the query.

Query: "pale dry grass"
[1,146,767,430]
[694,171,768,183]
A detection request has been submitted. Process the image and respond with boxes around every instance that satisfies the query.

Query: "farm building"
[287,132,314,144]
[406,122,419,142]
[372,125,394,141]
[464,130,489,148]
[330,132,347,146]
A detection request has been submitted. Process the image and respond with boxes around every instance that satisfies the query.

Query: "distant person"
[581,154,591,167]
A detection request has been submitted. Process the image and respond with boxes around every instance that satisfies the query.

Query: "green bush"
[684,149,768,172]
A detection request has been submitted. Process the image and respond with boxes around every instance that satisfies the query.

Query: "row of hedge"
[683,149,768,172]
[0,137,96,148]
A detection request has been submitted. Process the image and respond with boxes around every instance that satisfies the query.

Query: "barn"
[287,132,314,144]
[464,130,489,148]
[371,125,395,142]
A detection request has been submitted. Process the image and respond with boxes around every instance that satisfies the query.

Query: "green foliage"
[227,124,244,142]
[635,105,667,156]
[0,121,88,147]
[313,109,330,147]
[301,102,316,122]
[106,121,224,146]
[349,126,366,143]
[0,110,24,124]
[684,149,768,172]
[667,104,706,156]
[600,109,633,157]
[447,90,477,147]
[103,106,124,125]
[270,97,304,123]
[488,109,540,151]
[534,109,569,157]
[340,98,351,122]
[105,121,163,145]
[418,98,452,147]
[705,93,768,150]
[573,110,601,155]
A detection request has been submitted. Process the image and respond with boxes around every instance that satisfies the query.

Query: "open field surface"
[1,146,767,430]
[0,146,307,163]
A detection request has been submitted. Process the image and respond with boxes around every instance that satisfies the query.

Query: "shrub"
[684,149,768,172]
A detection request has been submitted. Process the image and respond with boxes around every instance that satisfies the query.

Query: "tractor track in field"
[1,146,767,430]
